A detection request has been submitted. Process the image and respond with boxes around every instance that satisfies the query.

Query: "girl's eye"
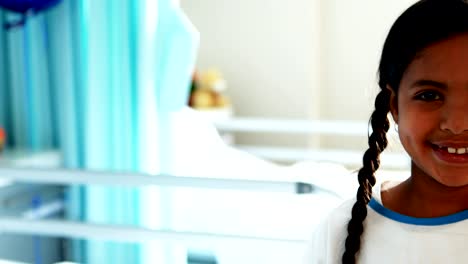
[414,90,442,101]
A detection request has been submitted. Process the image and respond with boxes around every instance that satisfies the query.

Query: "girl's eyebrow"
[411,79,448,90]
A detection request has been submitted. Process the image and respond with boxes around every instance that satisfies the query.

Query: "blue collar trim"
[369,198,468,226]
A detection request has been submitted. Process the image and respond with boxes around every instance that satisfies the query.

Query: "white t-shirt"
[303,183,468,264]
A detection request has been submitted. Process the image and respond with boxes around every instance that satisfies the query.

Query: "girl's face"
[391,33,468,187]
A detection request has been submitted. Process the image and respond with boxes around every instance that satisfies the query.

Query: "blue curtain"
[0,0,199,263]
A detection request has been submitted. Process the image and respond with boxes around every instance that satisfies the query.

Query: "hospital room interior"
[0,0,416,263]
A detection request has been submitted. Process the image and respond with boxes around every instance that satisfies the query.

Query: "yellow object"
[198,69,226,92]
[190,68,231,109]
[191,90,215,108]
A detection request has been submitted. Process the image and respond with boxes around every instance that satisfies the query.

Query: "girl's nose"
[440,99,468,134]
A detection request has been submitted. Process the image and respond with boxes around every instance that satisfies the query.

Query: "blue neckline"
[368,198,468,226]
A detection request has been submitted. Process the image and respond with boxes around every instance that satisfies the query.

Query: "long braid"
[342,88,391,264]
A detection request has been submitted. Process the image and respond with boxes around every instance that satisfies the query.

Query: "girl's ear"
[387,85,398,123]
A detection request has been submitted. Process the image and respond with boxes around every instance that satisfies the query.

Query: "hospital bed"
[0,108,410,264]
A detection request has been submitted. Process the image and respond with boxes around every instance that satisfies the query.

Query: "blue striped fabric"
[0,0,199,263]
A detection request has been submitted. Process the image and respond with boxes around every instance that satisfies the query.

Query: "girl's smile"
[430,142,468,165]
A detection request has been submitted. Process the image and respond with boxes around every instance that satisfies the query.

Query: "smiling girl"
[304,0,468,263]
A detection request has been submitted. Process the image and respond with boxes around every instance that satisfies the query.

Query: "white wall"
[181,0,417,150]
[181,0,321,147]
[320,0,417,150]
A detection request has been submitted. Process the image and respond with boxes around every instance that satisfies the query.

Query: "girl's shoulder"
[302,182,394,264]
[304,182,468,263]
[302,198,355,264]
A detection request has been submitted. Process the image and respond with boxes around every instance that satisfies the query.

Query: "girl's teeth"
[447,147,468,154]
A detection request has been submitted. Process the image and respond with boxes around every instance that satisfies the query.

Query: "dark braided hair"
[342,1,468,263]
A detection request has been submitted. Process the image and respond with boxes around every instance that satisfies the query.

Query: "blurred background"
[0,0,414,263]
